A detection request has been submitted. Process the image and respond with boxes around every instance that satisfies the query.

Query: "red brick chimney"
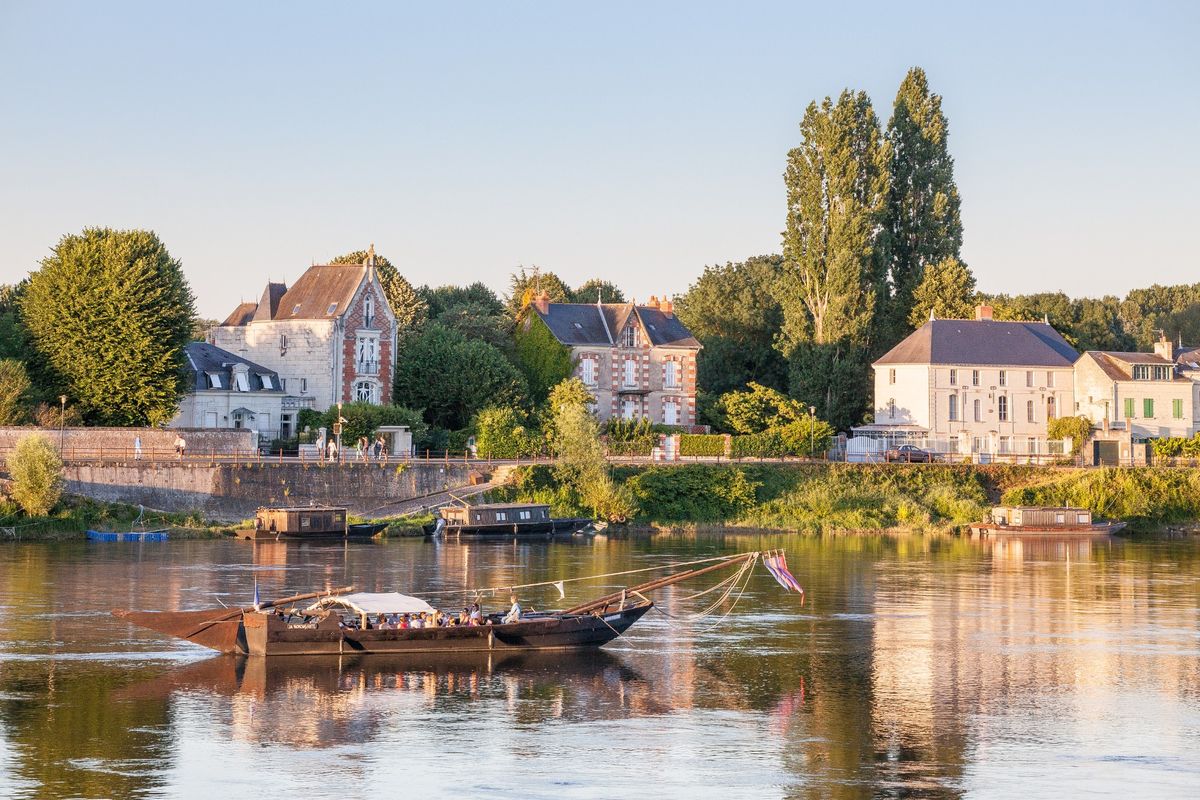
[661,297,674,318]
[975,304,993,321]
[533,290,551,315]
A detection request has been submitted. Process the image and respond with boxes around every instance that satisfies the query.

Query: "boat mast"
[562,553,757,615]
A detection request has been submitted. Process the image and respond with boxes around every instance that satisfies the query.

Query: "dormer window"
[206,372,223,389]
[234,372,250,392]
[292,304,302,315]
[259,373,273,390]
[326,303,338,315]
[622,326,636,348]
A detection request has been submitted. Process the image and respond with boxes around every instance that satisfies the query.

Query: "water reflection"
[1,534,1199,799]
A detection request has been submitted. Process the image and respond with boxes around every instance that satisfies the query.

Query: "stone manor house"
[172,250,397,441]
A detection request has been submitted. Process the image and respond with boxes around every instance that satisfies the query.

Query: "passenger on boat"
[504,593,522,623]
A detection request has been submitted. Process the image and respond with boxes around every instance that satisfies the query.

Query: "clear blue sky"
[1,1,1197,319]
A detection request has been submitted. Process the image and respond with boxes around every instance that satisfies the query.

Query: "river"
[0,533,1198,799]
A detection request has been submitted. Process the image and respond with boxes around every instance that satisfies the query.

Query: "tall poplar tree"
[20,228,196,426]
[884,67,963,342]
[777,90,890,429]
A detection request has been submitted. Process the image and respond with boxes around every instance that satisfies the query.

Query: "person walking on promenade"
[174,435,187,460]
[134,435,142,460]
[326,439,338,463]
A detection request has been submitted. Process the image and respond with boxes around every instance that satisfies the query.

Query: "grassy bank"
[0,497,235,541]
[488,463,1200,533]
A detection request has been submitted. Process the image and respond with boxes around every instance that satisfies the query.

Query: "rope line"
[459,552,755,595]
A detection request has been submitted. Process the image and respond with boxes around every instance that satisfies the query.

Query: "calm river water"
[1,533,1198,799]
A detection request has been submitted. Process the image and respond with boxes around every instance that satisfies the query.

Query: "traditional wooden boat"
[112,551,802,657]
[422,502,594,537]
[969,506,1126,536]
[237,506,385,540]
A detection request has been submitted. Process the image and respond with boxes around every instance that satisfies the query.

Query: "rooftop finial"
[367,243,376,267]
[1043,313,1050,325]
[929,308,936,322]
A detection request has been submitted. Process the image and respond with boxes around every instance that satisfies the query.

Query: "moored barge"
[423,502,594,536]
[969,506,1126,535]
[238,506,386,540]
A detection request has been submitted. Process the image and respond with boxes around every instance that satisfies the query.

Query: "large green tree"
[676,255,789,399]
[421,282,513,354]
[393,322,528,429]
[908,256,976,326]
[884,67,963,342]
[569,279,625,304]
[0,359,32,425]
[0,283,33,362]
[777,90,891,429]
[420,282,505,318]
[329,249,428,338]
[514,313,575,404]
[21,228,195,426]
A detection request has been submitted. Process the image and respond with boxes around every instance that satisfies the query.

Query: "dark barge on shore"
[237,506,387,540]
[422,502,594,537]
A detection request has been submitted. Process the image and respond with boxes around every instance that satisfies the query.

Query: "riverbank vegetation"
[489,463,1200,533]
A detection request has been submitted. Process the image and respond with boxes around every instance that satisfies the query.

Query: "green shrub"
[679,434,726,457]
[1047,415,1093,455]
[5,433,64,516]
[474,406,539,458]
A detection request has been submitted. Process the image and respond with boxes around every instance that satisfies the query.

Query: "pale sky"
[1,1,1197,319]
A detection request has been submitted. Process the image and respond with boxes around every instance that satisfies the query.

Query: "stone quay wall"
[0,426,256,459]
[62,461,474,522]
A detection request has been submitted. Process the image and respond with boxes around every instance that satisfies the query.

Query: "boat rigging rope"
[460,552,758,596]
[652,553,760,633]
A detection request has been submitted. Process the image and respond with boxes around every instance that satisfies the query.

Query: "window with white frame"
[364,294,375,328]
[889,368,896,385]
[999,370,1007,386]
[972,369,980,386]
[664,360,679,388]
[355,381,378,403]
[623,358,637,387]
[259,373,273,390]
[356,335,379,375]
[1047,396,1056,419]
[234,372,250,392]
[948,394,958,421]
[1026,370,1034,387]
[663,399,679,426]
[300,378,308,393]
[1046,371,1055,387]
[998,395,1008,421]
[974,399,981,422]
[1026,400,1035,422]
[621,398,637,420]
[206,372,223,389]
[949,368,957,385]
[582,357,597,386]
[622,326,636,348]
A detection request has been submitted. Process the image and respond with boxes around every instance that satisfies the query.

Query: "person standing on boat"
[503,593,521,623]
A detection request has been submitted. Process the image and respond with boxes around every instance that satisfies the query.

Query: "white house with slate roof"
[858,305,1079,457]
[170,342,284,440]
[211,248,398,431]
[1075,336,1196,440]
[525,291,701,426]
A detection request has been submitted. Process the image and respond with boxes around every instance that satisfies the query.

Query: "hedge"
[679,434,727,457]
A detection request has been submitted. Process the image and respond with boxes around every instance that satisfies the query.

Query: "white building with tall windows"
[211,248,397,433]
[1075,337,1195,440]
[170,342,284,441]
[523,292,701,426]
[857,306,1079,457]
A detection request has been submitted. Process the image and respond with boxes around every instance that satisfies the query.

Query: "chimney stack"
[1154,331,1175,363]
[975,304,993,321]
[661,298,674,318]
[533,289,551,315]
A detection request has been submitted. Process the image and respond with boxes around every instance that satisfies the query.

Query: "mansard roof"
[184,342,282,392]
[874,319,1079,367]
[220,264,371,326]
[534,302,700,349]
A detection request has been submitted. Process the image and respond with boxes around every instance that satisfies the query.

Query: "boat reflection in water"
[121,650,667,748]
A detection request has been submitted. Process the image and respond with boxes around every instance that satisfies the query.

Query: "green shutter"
[1144,398,1154,418]
[1173,399,1183,419]
[1124,398,1135,419]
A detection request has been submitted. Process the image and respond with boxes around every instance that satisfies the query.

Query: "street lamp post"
[808,405,816,459]
[58,395,67,454]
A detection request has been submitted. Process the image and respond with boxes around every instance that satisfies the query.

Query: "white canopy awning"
[305,592,436,615]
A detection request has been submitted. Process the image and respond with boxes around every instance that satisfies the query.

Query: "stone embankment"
[63,461,477,521]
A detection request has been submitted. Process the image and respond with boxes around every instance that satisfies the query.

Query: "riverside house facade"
[526,292,701,425]
[858,305,1079,458]
[211,249,397,436]
[1075,336,1195,440]
[169,342,284,440]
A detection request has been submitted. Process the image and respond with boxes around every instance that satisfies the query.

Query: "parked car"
[885,444,935,463]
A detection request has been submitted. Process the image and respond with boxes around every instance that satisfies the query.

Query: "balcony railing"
[356,360,381,376]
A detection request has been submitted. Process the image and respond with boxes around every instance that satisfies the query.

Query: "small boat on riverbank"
[423,502,594,537]
[237,506,385,540]
[86,529,170,542]
[969,506,1126,536]
[112,551,803,657]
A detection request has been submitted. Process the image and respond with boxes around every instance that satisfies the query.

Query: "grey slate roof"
[535,303,700,348]
[184,342,282,392]
[1079,351,1188,382]
[874,319,1079,367]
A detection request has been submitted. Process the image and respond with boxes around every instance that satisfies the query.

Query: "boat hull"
[87,529,169,542]
[113,603,652,657]
[969,521,1126,536]
[422,518,595,536]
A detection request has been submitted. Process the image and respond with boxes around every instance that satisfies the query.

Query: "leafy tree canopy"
[6,433,63,516]
[20,228,196,426]
[676,255,789,397]
[0,359,32,425]
[420,282,505,318]
[717,382,810,435]
[569,279,625,304]
[313,401,428,449]
[506,268,570,318]
[514,313,575,404]
[394,322,528,430]
[908,256,976,327]
[329,249,428,337]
